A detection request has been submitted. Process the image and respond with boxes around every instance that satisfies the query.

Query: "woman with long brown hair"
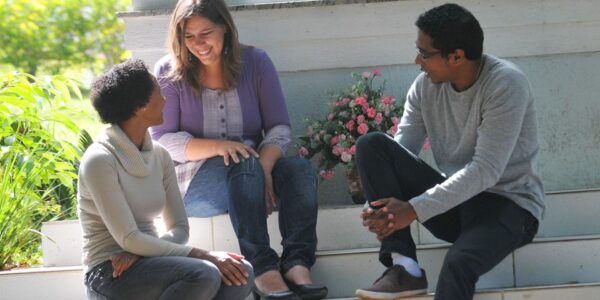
[150,0,327,299]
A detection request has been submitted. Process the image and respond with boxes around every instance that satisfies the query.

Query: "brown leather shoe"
[355,265,427,299]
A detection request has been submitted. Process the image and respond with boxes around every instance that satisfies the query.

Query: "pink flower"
[319,170,335,180]
[367,107,377,118]
[362,71,372,78]
[341,152,352,163]
[382,96,395,106]
[332,145,343,156]
[357,123,369,135]
[392,117,400,126]
[372,68,381,76]
[298,147,309,157]
[423,138,431,151]
[349,145,356,155]
[354,96,367,107]
[346,119,355,131]
[330,135,340,146]
[375,112,383,124]
[389,124,398,135]
[357,115,365,124]
[327,113,334,121]
[341,98,351,105]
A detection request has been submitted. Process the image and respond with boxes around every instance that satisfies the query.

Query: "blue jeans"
[184,155,318,276]
[355,132,538,300]
[84,257,253,300]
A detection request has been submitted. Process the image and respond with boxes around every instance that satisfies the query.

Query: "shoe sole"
[355,288,427,299]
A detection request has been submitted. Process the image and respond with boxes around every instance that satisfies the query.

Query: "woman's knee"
[276,156,315,178]
[230,155,264,176]
[241,259,255,283]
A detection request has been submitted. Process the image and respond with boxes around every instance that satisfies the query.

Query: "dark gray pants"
[355,132,538,300]
[84,256,254,300]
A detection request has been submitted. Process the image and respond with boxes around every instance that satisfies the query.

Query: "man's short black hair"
[91,58,154,124]
[416,3,484,60]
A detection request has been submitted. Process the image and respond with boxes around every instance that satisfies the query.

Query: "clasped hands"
[361,197,418,241]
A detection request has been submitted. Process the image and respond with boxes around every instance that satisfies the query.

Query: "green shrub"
[0,72,90,268]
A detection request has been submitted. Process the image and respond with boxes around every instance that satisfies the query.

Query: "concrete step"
[41,190,600,267]
[2,265,600,300]
[32,231,600,298]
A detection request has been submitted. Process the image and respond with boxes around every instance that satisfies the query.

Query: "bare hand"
[263,172,277,216]
[360,197,417,241]
[215,141,259,166]
[110,251,140,278]
[205,251,249,286]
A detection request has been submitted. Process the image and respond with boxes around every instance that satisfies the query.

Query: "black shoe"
[252,286,301,300]
[283,278,328,300]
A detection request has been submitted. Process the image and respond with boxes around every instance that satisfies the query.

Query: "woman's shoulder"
[241,46,271,64]
[79,142,116,175]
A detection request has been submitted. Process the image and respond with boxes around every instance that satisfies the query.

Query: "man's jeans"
[184,155,318,276]
[355,132,538,300]
[84,257,253,299]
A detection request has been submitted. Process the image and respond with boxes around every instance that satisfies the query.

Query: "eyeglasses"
[416,48,441,60]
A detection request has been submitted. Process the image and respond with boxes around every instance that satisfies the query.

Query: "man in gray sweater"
[354,3,545,300]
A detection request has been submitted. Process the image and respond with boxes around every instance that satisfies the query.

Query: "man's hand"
[360,197,417,240]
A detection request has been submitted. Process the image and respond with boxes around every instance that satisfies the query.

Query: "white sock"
[391,252,422,277]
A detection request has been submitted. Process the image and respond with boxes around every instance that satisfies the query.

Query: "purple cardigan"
[150,47,290,149]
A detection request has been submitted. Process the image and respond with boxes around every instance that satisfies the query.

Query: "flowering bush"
[297,69,404,180]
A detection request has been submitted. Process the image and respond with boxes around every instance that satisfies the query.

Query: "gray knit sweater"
[397,54,545,223]
[77,125,193,272]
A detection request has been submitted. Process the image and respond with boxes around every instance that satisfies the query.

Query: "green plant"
[0,72,89,268]
[0,0,130,75]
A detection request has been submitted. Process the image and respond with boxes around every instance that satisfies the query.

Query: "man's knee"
[356,132,389,152]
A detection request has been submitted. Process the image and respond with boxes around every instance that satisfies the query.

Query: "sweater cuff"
[258,124,291,154]
[409,194,441,223]
[157,132,193,163]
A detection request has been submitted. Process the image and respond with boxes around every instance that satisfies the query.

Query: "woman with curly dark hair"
[78,58,253,300]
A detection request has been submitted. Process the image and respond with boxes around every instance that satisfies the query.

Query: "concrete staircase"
[2,190,600,299]
[1,0,599,299]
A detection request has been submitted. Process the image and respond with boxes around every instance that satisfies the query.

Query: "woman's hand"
[258,145,282,216]
[215,140,259,166]
[110,251,140,278]
[203,251,249,286]
[263,172,277,216]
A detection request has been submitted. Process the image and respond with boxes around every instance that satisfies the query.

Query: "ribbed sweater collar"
[97,125,154,177]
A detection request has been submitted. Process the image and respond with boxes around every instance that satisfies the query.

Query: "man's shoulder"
[484,54,528,83]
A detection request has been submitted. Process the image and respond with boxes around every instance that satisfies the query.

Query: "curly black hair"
[416,3,484,60]
[90,58,154,124]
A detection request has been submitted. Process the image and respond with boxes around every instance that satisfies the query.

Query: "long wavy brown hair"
[166,0,242,94]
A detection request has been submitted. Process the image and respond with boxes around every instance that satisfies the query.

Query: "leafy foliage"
[0,0,129,75]
[0,72,90,268]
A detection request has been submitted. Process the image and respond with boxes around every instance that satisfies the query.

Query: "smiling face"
[414,30,453,84]
[183,15,226,68]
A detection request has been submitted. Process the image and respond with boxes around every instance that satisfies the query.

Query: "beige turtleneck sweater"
[77,125,193,272]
